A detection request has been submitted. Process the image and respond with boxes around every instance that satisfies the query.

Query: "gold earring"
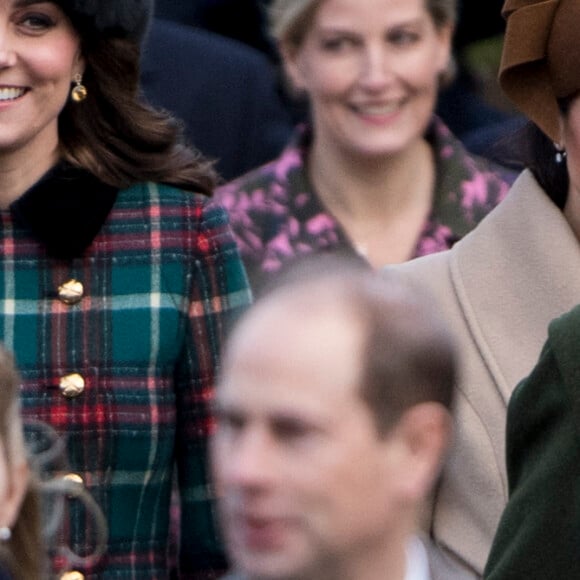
[71,73,87,102]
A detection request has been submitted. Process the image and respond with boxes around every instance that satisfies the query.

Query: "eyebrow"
[317,16,426,33]
[14,0,53,7]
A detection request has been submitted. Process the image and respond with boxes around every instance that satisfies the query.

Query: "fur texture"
[57,0,154,42]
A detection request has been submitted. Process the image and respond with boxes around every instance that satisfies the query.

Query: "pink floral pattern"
[215,118,516,292]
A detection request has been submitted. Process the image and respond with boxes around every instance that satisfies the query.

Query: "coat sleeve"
[175,197,251,578]
[484,311,580,579]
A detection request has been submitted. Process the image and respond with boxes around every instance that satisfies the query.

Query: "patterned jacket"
[4,165,251,579]
[215,117,516,293]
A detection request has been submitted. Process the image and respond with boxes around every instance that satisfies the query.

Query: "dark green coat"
[484,304,580,579]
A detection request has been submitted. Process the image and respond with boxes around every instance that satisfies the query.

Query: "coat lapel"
[450,170,580,402]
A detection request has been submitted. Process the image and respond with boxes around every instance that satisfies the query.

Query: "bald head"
[212,257,457,580]
[223,257,457,435]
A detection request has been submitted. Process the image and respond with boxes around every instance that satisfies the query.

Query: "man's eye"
[321,37,356,52]
[388,30,420,46]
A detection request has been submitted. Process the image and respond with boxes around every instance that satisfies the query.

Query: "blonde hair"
[269,0,457,48]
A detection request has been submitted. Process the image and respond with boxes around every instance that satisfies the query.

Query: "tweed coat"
[215,117,515,294]
[484,304,580,579]
[385,170,580,579]
[4,165,251,579]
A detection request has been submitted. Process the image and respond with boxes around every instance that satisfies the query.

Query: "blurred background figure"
[155,0,525,163]
[0,347,107,580]
[437,0,525,154]
[385,0,580,577]
[140,18,293,181]
[215,0,516,294]
[154,0,275,57]
[212,257,457,580]
[0,348,40,580]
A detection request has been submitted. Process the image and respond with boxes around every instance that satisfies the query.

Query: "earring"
[555,143,567,164]
[70,73,87,103]
[0,527,11,541]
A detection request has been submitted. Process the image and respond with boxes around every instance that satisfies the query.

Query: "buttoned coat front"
[2,169,251,579]
[386,170,580,579]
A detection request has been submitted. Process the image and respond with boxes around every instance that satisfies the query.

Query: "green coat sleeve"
[484,305,580,579]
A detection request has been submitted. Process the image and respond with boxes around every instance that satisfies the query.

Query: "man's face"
[212,303,408,579]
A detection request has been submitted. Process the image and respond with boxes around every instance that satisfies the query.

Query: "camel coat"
[386,170,580,579]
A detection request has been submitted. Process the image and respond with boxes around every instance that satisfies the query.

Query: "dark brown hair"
[0,349,42,580]
[59,34,217,194]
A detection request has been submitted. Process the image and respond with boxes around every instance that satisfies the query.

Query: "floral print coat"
[215,117,516,293]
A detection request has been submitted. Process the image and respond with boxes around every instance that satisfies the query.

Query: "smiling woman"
[0,0,251,578]
[0,0,83,197]
[215,0,516,294]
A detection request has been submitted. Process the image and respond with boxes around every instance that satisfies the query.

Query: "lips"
[351,102,401,116]
[227,510,295,551]
[237,517,288,549]
[0,87,27,102]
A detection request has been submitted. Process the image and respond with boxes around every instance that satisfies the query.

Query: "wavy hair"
[58,34,216,194]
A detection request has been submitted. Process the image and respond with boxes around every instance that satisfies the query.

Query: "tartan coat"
[4,164,251,578]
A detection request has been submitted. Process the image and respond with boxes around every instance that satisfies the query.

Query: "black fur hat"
[56,0,154,42]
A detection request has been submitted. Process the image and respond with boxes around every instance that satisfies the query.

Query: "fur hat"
[56,0,154,43]
[499,0,580,142]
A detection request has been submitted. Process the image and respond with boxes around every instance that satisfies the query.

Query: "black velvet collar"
[10,163,118,260]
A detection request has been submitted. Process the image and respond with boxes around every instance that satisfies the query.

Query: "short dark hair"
[260,254,457,437]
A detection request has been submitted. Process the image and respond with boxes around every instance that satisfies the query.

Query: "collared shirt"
[405,537,431,580]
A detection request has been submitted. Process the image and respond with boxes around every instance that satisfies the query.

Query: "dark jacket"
[484,304,580,579]
[140,19,293,181]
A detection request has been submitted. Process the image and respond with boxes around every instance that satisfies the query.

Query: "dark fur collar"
[10,163,118,260]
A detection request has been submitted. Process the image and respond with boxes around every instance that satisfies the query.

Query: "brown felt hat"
[499,0,580,142]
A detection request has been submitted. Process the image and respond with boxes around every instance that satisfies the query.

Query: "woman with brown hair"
[0,0,250,577]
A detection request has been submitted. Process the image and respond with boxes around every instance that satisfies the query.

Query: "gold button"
[60,572,84,580]
[62,473,84,498]
[63,473,84,486]
[58,279,84,305]
[59,374,85,398]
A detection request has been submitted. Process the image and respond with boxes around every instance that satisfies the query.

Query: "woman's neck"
[308,136,435,267]
[0,147,60,209]
[309,136,434,222]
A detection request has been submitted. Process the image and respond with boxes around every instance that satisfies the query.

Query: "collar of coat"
[10,163,118,260]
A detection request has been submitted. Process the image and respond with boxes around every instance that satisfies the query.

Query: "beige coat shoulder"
[385,170,580,578]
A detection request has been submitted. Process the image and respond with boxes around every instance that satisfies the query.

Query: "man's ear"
[391,403,453,502]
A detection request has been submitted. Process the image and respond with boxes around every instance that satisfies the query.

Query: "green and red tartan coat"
[4,165,252,579]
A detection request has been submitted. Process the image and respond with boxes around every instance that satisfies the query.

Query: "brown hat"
[499,0,580,142]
